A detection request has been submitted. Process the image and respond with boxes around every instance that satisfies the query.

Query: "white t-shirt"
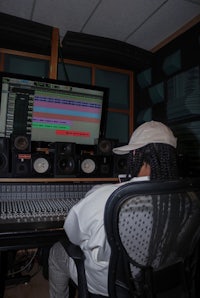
[64,176,150,296]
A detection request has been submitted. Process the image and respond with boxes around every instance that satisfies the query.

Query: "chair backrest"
[104,178,200,298]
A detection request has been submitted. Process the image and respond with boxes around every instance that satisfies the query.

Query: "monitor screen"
[0,72,108,145]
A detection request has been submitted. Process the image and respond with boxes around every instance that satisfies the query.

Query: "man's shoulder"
[85,183,118,197]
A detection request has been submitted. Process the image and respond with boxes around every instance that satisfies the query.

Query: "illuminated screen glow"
[0,72,108,145]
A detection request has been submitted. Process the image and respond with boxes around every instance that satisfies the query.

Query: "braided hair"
[127,143,178,180]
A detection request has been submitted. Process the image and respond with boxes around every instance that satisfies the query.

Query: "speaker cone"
[57,156,76,175]
[13,135,30,151]
[81,158,96,174]
[0,153,7,171]
[16,160,30,175]
[33,157,50,174]
[98,139,112,154]
[98,139,117,155]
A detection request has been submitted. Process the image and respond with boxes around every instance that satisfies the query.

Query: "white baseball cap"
[113,121,177,155]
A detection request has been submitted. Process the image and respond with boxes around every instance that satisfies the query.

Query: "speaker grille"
[54,142,78,177]
[80,155,98,177]
[98,139,117,155]
[12,134,31,152]
[0,137,10,177]
[113,154,129,177]
[32,153,54,177]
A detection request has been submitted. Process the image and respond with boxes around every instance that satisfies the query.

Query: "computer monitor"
[0,72,108,146]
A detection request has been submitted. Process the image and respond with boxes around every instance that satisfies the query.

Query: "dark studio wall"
[135,22,200,177]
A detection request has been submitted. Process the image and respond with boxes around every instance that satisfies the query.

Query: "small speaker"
[97,139,118,156]
[32,153,54,177]
[11,134,32,177]
[79,155,98,177]
[98,156,113,177]
[54,142,78,177]
[11,134,31,152]
[113,154,129,177]
[12,152,32,178]
[0,137,10,177]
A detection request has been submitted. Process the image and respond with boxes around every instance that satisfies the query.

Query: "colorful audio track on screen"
[0,73,107,145]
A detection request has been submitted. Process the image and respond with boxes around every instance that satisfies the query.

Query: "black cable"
[58,39,70,82]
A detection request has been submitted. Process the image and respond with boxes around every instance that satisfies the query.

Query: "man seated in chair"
[48,120,179,297]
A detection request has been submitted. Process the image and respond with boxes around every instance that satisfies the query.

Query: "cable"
[7,249,38,276]
[58,37,70,82]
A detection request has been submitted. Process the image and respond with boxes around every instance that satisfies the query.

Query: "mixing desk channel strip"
[0,182,97,232]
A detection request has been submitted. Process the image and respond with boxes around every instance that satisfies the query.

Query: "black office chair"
[60,178,200,298]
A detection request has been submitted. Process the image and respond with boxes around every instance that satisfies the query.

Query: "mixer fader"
[0,182,96,232]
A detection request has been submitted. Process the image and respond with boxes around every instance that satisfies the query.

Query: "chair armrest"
[60,236,85,261]
[59,236,89,298]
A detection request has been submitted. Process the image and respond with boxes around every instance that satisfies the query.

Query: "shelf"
[0,177,119,183]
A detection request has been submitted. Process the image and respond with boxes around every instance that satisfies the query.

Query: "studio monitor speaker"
[0,137,10,177]
[113,154,129,177]
[11,134,32,177]
[32,153,54,178]
[54,142,78,177]
[11,134,31,153]
[98,156,113,177]
[12,152,32,178]
[79,154,113,177]
[79,155,98,177]
[97,138,118,156]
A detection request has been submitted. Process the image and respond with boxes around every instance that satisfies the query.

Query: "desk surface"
[0,228,66,251]
[0,177,119,183]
